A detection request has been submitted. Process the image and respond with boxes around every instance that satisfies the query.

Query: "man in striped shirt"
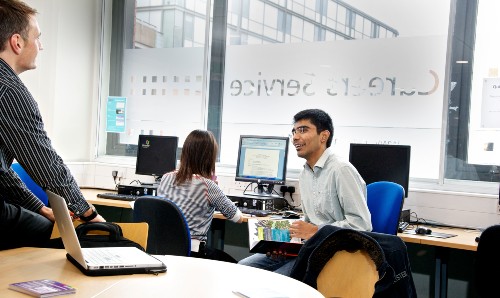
[0,0,105,250]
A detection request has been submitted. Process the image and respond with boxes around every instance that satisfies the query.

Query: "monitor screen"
[349,143,411,197]
[235,135,289,187]
[135,135,179,177]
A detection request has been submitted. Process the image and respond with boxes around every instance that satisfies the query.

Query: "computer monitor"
[235,135,289,197]
[135,135,179,180]
[349,143,411,198]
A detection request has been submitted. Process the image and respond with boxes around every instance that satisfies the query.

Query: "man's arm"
[329,165,372,231]
[0,83,97,219]
[0,167,46,212]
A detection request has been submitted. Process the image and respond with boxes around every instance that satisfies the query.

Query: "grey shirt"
[299,148,372,231]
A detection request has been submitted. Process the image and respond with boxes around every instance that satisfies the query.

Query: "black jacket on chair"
[290,225,417,298]
[475,224,500,298]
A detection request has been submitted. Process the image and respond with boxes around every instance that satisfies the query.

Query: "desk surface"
[82,189,479,251]
[0,248,322,298]
[82,188,133,209]
[82,188,269,223]
[398,225,479,251]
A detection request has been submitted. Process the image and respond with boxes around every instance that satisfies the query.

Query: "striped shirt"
[0,58,90,216]
[157,172,242,241]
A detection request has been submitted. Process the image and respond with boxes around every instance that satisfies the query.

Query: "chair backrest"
[133,196,191,256]
[475,224,500,297]
[305,229,386,298]
[366,181,405,235]
[11,163,48,206]
[317,250,379,298]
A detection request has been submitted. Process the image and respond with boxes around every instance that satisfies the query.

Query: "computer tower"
[228,195,286,211]
[117,184,158,196]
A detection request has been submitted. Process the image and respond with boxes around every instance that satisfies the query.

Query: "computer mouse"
[283,210,300,219]
[415,227,432,235]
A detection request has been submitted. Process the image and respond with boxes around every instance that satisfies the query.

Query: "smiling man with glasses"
[238,108,372,275]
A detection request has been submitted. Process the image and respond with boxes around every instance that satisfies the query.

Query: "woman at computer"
[157,129,243,262]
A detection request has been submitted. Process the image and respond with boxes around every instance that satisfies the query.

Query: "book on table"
[8,279,76,298]
[247,218,303,256]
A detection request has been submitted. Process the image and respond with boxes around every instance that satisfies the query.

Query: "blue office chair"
[133,196,191,256]
[11,163,49,206]
[366,181,405,235]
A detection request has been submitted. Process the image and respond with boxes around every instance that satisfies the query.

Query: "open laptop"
[47,191,166,276]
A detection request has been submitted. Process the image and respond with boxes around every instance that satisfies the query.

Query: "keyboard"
[84,248,125,264]
[238,207,270,217]
[97,193,138,202]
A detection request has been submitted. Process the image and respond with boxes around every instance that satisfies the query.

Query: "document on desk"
[403,230,457,239]
[247,218,303,256]
[233,288,289,298]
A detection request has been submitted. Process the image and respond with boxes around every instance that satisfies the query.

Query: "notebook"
[47,191,167,276]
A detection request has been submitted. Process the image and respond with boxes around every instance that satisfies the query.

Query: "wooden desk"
[399,226,480,298]
[82,188,132,209]
[398,226,479,251]
[83,188,480,297]
[82,188,268,223]
[81,188,268,249]
[82,188,480,250]
[0,248,323,298]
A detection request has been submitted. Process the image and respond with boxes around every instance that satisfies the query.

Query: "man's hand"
[289,220,318,240]
[39,206,55,222]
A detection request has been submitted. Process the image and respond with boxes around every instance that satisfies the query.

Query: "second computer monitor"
[135,135,179,179]
[235,135,289,196]
[349,143,411,197]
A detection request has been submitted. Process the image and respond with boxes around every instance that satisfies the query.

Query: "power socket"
[497,204,500,214]
[111,170,118,183]
[111,170,124,184]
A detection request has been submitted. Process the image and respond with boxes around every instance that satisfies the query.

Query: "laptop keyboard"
[97,192,138,201]
[84,248,123,264]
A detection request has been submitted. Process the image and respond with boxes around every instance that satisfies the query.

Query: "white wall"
[19,1,500,230]
[21,0,101,162]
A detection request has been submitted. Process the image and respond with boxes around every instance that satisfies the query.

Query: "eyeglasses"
[289,126,310,139]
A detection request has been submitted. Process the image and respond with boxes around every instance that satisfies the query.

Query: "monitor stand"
[243,183,283,199]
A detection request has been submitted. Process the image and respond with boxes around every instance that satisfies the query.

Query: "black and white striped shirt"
[0,58,90,216]
[158,172,242,241]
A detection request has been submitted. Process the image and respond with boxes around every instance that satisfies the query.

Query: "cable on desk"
[409,210,484,231]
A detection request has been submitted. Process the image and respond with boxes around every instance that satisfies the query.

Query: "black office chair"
[475,225,500,297]
[290,225,417,298]
[304,228,388,298]
[133,196,191,256]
